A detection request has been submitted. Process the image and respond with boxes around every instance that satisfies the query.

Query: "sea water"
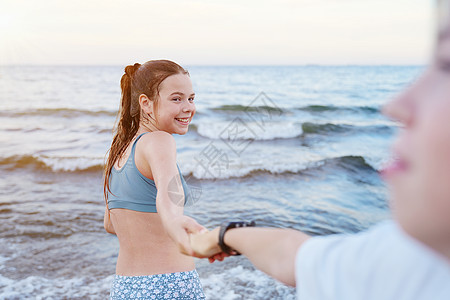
[0,65,423,299]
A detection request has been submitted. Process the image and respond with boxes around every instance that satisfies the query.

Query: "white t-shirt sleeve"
[295,221,450,300]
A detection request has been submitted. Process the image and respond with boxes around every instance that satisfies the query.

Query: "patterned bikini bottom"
[110,269,205,300]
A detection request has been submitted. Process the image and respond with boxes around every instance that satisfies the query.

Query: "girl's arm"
[142,131,206,255]
[190,227,310,286]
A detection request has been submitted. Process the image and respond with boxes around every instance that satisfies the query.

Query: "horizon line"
[0,63,427,68]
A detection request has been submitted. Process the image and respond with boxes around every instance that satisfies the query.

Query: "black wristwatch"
[218,221,256,255]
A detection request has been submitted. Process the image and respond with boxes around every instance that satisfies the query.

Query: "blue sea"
[0,65,423,299]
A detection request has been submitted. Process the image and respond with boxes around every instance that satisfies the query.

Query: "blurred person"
[189,2,450,299]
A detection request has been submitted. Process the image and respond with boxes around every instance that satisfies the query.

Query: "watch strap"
[218,221,256,255]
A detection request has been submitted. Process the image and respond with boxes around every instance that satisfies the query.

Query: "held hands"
[165,215,208,256]
[166,217,233,262]
[189,227,231,263]
[163,215,229,262]
[189,221,255,262]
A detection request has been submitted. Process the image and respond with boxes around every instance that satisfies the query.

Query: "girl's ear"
[139,94,153,115]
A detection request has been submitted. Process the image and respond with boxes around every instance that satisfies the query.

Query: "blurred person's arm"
[191,227,310,286]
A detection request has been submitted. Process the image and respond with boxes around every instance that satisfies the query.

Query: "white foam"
[201,265,296,300]
[0,268,295,299]
[196,121,303,140]
[366,157,385,171]
[39,156,103,172]
[179,150,324,180]
[0,256,10,266]
[0,274,113,299]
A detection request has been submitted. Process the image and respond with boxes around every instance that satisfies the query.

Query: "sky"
[0,0,434,65]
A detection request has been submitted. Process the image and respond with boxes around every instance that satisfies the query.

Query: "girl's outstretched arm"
[142,131,206,255]
[191,227,310,286]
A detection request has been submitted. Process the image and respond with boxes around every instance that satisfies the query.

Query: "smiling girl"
[103,60,206,299]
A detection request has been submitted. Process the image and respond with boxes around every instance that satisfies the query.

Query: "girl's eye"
[188,97,195,102]
[172,98,181,102]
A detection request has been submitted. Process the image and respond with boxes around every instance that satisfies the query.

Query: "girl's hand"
[165,215,207,256]
[190,227,223,258]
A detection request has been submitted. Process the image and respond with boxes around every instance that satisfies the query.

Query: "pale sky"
[0,0,434,65]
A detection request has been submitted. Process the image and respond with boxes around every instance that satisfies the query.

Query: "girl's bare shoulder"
[138,131,177,157]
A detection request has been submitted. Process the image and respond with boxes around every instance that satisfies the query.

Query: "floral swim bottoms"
[110,269,205,300]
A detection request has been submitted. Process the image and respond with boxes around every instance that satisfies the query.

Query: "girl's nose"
[382,88,414,127]
[382,69,430,127]
[182,101,195,113]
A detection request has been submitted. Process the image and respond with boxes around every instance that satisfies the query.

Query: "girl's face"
[382,14,450,247]
[153,73,196,135]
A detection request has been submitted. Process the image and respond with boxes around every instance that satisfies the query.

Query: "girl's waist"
[115,246,195,276]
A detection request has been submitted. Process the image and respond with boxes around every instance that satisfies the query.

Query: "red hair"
[103,60,188,202]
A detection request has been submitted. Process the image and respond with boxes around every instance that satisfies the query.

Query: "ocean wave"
[325,155,377,173]
[209,104,379,115]
[191,121,391,140]
[302,122,352,134]
[297,104,379,114]
[1,153,377,180]
[183,155,377,180]
[301,122,392,135]
[0,108,117,118]
[0,155,103,173]
[211,104,284,113]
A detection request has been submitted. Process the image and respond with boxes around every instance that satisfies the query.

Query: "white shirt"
[295,221,450,300]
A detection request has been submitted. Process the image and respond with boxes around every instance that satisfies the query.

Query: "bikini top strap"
[131,132,181,171]
[131,132,149,156]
